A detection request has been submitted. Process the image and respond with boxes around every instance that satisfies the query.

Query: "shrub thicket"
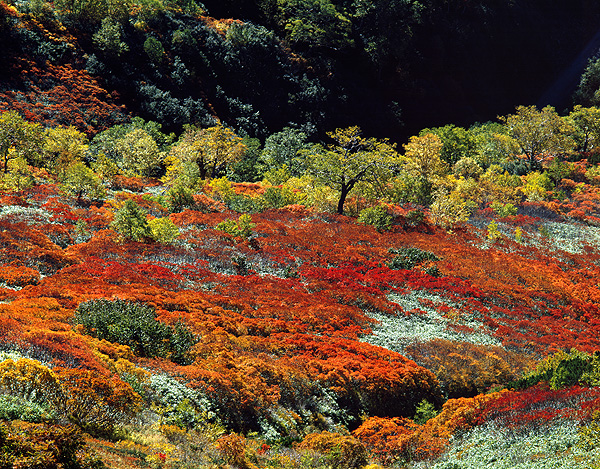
[73,299,196,365]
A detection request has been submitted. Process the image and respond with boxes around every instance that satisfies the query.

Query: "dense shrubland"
[4,0,600,467]
[0,98,600,466]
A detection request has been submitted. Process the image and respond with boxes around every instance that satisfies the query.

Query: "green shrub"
[0,395,54,423]
[406,209,425,226]
[490,201,518,218]
[262,186,298,209]
[166,185,195,213]
[414,399,438,424]
[148,217,180,244]
[73,299,196,365]
[387,247,439,270]
[512,349,598,390]
[357,206,392,232]
[226,194,261,213]
[216,214,256,240]
[144,36,165,64]
[111,199,151,242]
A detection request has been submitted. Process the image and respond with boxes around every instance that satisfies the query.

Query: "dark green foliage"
[388,173,433,206]
[551,355,589,389]
[387,247,439,270]
[405,209,425,226]
[228,136,262,182]
[144,36,165,64]
[357,205,392,232]
[259,127,309,177]
[226,194,261,213]
[138,83,215,129]
[275,0,353,52]
[166,185,195,213]
[74,299,197,364]
[575,56,600,106]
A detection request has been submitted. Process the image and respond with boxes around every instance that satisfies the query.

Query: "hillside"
[4,0,600,468]
[3,0,600,140]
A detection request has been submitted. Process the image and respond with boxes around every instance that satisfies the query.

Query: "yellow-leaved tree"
[42,126,89,177]
[305,126,401,214]
[0,110,43,173]
[164,123,246,185]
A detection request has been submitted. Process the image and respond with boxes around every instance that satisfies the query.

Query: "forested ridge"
[3,0,600,468]
[3,0,600,139]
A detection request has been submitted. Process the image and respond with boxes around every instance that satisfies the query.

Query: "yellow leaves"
[43,126,89,176]
[0,358,62,401]
[429,188,470,229]
[403,133,447,181]
[115,128,163,177]
[170,123,246,180]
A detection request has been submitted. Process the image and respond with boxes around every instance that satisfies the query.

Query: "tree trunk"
[337,183,352,215]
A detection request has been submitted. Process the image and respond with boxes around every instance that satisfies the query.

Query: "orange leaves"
[298,431,368,469]
[354,391,507,463]
[55,367,142,435]
[0,265,39,288]
[0,59,127,134]
[0,420,90,468]
[352,416,418,464]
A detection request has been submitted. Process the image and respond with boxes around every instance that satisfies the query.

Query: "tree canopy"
[306,126,401,214]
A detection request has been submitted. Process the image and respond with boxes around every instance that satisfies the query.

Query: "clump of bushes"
[387,247,439,270]
[216,213,256,240]
[298,431,368,469]
[0,420,104,469]
[513,349,600,390]
[73,299,196,365]
[357,206,393,232]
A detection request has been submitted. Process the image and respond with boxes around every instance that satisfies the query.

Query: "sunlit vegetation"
[4,0,600,467]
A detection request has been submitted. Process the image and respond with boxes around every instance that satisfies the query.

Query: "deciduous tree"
[0,111,43,173]
[306,126,400,214]
[499,105,575,166]
[167,123,246,181]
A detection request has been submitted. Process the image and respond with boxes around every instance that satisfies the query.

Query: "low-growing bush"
[0,420,104,469]
[512,349,599,390]
[387,247,439,270]
[357,206,392,232]
[216,213,256,240]
[226,194,261,213]
[73,299,196,364]
[166,185,195,213]
[262,186,299,209]
[298,431,368,469]
[148,217,180,244]
[111,199,151,242]
[0,394,54,423]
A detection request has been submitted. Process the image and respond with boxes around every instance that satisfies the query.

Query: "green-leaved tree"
[499,105,575,167]
[305,126,401,214]
[111,199,151,242]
